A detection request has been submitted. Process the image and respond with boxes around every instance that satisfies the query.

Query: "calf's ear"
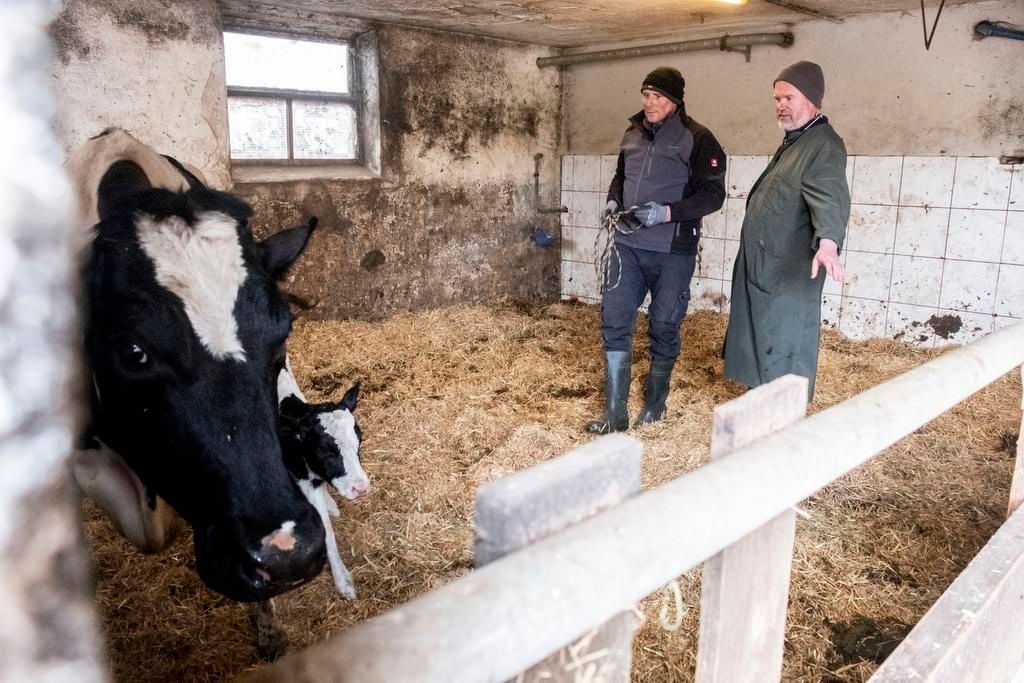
[340,382,360,412]
[261,217,318,279]
[97,160,152,222]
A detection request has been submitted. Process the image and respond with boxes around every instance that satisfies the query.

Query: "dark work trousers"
[600,242,697,362]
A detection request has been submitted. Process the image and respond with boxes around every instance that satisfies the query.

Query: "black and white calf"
[277,365,369,599]
[66,129,365,606]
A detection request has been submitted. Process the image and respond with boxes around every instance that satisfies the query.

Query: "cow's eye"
[124,343,149,367]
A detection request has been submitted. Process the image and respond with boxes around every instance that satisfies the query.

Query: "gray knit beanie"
[774,61,825,108]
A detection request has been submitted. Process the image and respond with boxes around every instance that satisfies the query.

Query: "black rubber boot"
[634,357,676,426]
[585,351,631,434]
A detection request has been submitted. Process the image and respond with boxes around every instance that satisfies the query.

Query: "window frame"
[224,30,363,166]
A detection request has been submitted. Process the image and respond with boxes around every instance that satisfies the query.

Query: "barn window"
[224,31,380,175]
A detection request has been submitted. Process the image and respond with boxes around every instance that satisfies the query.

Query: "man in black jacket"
[586,66,727,433]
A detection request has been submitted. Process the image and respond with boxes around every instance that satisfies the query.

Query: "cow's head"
[279,383,370,500]
[84,156,325,602]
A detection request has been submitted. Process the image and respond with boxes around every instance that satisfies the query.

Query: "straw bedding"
[81,301,1021,682]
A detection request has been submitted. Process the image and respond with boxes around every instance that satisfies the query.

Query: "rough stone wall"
[234,25,563,320]
[49,0,231,187]
[564,0,1024,158]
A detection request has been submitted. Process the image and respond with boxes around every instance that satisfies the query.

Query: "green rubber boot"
[585,351,631,434]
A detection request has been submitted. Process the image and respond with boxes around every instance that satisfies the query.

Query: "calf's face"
[86,175,324,601]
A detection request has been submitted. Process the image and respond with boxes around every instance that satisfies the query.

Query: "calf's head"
[85,160,324,601]
[279,383,370,500]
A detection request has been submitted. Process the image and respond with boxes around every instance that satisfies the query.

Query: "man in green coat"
[723,61,850,399]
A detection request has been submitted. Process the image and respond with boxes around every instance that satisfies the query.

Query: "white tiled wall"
[561,154,1024,346]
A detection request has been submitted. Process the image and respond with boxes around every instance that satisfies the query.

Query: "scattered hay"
[82,301,1022,682]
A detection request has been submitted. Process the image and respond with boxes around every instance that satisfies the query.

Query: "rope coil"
[596,208,642,294]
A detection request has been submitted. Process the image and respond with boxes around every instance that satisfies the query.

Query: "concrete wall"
[234,26,562,319]
[50,0,231,188]
[563,0,1024,158]
[49,6,562,319]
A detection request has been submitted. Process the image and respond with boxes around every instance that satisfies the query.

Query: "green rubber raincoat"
[723,117,850,398]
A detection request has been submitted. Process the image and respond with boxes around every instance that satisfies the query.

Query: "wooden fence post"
[1007,366,1024,517]
[474,433,643,682]
[0,1,106,680]
[695,375,809,683]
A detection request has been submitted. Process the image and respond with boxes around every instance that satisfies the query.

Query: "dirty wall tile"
[889,255,943,307]
[560,155,574,192]
[842,251,893,301]
[562,226,604,264]
[938,259,998,314]
[723,240,740,282]
[561,260,600,300]
[900,156,956,208]
[725,197,746,241]
[727,156,767,199]
[994,315,1023,331]
[1002,212,1024,265]
[573,156,603,192]
[697,237,726,280]
[945,208,1006,263]
[885,303,939,348]
[821,294,841,330]
[952,157,1013,210]
[566,191,603,229]
[559,191,574,227]
[851,156,902,205]
[702,206,727,239]
[845,204,898,254]
[932,309,993,346]
[600,155,618,193]
[1010,166,1024,211]
[995,264,1024,318]
[894,206,949,258]
[689,277,723,313]
[839,297,888,341]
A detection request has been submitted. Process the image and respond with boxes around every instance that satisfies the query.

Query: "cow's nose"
[352,481,370,496]
[250,520,325,587]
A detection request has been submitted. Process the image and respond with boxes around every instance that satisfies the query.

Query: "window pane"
[293,100,358,160]
[228,97,288,159]
[224,32,348,94]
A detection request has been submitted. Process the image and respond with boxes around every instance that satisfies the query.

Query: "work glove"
[633,201,670,227]
[603,199,618,221]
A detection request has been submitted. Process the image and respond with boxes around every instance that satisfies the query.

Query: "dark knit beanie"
[641,67,684,105]
[774,61,825,108]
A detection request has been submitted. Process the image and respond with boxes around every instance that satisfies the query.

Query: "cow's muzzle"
[194,513,326,602]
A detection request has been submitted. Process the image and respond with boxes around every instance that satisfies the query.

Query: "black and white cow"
[66,129,367,609]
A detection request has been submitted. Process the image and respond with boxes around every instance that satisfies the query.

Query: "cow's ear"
[97,160,152,221]
[340,382,360,413]
[261,217,318,279]
[279,395,307,420]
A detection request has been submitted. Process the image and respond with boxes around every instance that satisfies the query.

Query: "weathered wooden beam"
[474,434,643,682]
[244,322,1024,683]
[697,375,808,683]
[1007,366,1024,517]
[0,1,105,681]
[869,504,1024,682]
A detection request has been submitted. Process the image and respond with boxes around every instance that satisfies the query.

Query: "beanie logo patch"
[710,158,719,168]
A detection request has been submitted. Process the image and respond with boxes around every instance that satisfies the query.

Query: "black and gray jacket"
[607,108,727,255]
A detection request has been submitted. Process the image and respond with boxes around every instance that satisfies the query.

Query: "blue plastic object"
[530,227,556,248]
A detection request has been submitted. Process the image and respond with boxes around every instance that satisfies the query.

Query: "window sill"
[231,164,379,184]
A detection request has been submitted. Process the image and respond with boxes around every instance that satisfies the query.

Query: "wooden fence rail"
[247,320,1024,683]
